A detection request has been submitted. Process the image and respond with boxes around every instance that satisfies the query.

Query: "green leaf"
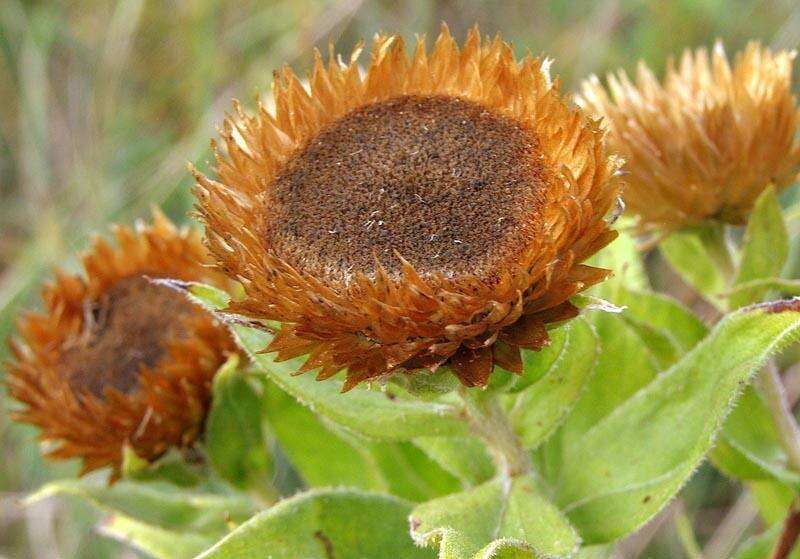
[99,515,216,559]
[732,187,789,308]
[410,473,580,559]
[188,282,232,311]
[508,327,568,393]
[198,488,432,559]
[556,312,660,449]
[588,223,649,298]
[728,278,800,299]
[660,225,730,306]
[369,441,462,501]
[265,380,462,500]
[574,545,615,559]
[750,480,795,526]
[27,478,255,533]
[123,449,203,487]
[732,523,800,559]
[206,355,272,490]
[413,436,495,487]
[235,324,469,440]
[613,288,708,353]
[262,381,388,491]
[506,319,598,449]
[712,386,800,488]
[556,299,800,543]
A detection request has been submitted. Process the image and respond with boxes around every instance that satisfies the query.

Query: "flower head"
[6,211,239,477]
[194,26,622,389]
[578,41,800,230]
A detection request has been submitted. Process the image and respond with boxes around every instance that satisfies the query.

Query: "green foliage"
[506,319,597,449]
[556,302,800,543]
[410,474,580,559]
[266,380,462,500]
[508,327,568,393]
[205,355,272,491]
[235,325,469,440]
[99,515,217,559]
[262,381,389,491]
[732,524,800,559]
[660,224,731,307]
[27,478,256,533]
[713,387,800,488]
[731,187,790,308]
[188,282,233,311]
[198,488,431,559]
[413,436,495,487]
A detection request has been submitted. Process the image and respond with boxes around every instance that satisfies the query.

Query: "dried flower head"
[6,211,239,477]
[578,41,800,230]
[194,26,622,389]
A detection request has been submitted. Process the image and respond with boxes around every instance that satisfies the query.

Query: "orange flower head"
[194,26,622,389]
[578,41,800,230]
[6,211,239,477]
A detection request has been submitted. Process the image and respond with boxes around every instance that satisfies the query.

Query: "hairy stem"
[458,388,530,478]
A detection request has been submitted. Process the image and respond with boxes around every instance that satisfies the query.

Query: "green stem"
[458,388,530,478]
[759,361,800,472]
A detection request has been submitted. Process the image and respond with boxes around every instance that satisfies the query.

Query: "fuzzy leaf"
[728,278,800,299]
[368,441,462,501]
[27,478,255,533]
[206,355,272,490]
[731,187,790,308]
[413,436,495,487]
[613,288,708,353]
[555,312,660,451]
[660,226,729,306]
[410,473,580,559]
[262,382,388,490]
[122,450,204,487]
[731,523,800,559]
[556,299,800,543]
[750,480,795,526]
[508,327,568,393]
[588,224,649,297]
[507,319,598,449]
[713,387,800,488]
[235,324,468,440]
[197,488,431,559]
[99,515,216,559]
[188,282,232,311]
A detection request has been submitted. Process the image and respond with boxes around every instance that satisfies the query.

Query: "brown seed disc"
[62,275,200,398]
[264,94,546,282]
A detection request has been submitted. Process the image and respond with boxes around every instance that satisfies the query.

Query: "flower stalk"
[458,388,530,479]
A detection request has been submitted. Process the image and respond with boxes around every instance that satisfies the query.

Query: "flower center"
[62,275,200,398]
[264,94,546,282]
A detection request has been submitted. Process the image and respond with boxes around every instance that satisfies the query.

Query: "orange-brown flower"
[194,26,622,389]
[578,42,800,231]
[6,211,239,477]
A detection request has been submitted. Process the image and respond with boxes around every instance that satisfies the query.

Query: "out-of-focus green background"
[1,1,798,557]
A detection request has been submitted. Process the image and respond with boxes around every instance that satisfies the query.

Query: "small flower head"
[6,211,239,477]
[578,41,800,230]
[194,26,622,389]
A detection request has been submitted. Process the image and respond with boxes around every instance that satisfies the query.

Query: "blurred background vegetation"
[2,1,800,557]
